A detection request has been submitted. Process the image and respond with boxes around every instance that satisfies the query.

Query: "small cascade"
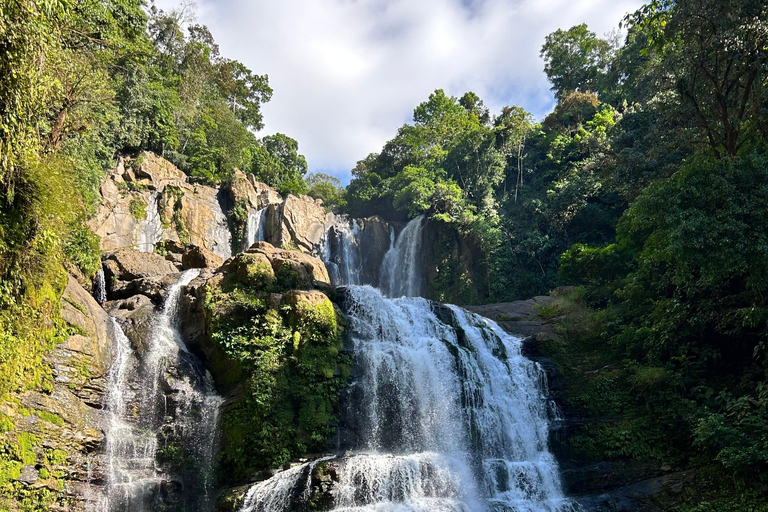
[240,285,578,512]
[379,215,425,298]
[243,207,268,251]
[240,456,336,512]
[322,217,362,286]
[93,269,107,305]
[101,269,222,512]
[136,192,163,253]
[211,198,233,259]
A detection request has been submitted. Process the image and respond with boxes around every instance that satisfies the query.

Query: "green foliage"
[129,197,147,219]
[306,173,346,211]
[205,274,347,483]
[251,133,308,193]
[540,23,615,99]
[553,152,768,501]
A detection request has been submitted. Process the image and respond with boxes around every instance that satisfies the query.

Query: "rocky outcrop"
[267,194,333,252]
[465,295,558,340]
[1,276,114,510]
[88,152,232,258]
[182,244,224,269]
[102,248,180,302]
[356,216,392,285]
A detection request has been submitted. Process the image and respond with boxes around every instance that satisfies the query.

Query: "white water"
[210,198,233,259]
[93,269,107,304]
[244,207,268,251]
[240,285,577,512]
[240,456,336,512]
[379,215,425,298]
[136,192,163,253]
[101,269,222,512]
[323,217,362,286]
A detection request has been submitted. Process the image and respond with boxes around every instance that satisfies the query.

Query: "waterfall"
[379,215,425,298]
[136,192,163,253]
[240,285,578,512]
[240,456,336,512]
[211,198,233,259]
[101,269,222,512]
[322,218,362,286]
[243,208,268,251]
[93,269,107,305]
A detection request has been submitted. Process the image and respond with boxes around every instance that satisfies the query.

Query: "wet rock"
[357,216,391,285]
[104,295,157,355]
[575,470,698,512]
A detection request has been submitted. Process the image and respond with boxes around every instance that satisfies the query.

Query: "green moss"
[37,468,48,479]
[62,297,86,315]
[227,199,250,252]
[17,433,38,465]
[48,450,67,466]
[34,411,63,427]
[0,415,12,434]
[205,277,348,484]
[129,197,147,220]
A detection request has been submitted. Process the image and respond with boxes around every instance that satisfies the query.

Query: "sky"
[153,0,644,184]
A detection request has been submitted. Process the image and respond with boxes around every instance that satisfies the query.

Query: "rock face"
[266,194,333,252]
[102,248,181,302]
[1,276,114,510]
[468,297,695,512]
[357,216,392,286]
[88,152,233,258]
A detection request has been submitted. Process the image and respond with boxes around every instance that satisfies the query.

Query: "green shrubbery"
[203,267,348,483]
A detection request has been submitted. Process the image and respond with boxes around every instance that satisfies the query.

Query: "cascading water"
[136,192,163,253]
[211,198,233,259]
[93,269,107,305]
[379,215,425,298]
[244,208,268,251]
[323,218,362,286]
[239,286,578,512]
[101,269,222,512]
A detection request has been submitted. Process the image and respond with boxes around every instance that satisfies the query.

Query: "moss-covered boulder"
[176,246,347,489]
[0,276,114,510]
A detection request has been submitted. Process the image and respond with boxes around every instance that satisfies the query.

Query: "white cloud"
[154,0,643,183]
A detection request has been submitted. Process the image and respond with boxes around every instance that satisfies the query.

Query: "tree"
[541,23,614,99]
[251,133,308,193]
[627,0,768,156]
[306,172,346,210]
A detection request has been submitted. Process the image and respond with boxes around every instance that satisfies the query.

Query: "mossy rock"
[233,253,275,288]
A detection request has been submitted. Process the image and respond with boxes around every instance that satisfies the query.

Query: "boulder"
[110,274,179,303]
[270,194,332,252]
[245,241,330,288]
[182,244,225,270]
[133,151,187,185]
[104,295,158,355]
[247,175,282,208]
[103,249,179,282]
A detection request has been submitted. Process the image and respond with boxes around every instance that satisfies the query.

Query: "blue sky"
[154,0,644,184]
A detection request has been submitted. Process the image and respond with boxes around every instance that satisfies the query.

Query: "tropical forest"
[0,0,766,511]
